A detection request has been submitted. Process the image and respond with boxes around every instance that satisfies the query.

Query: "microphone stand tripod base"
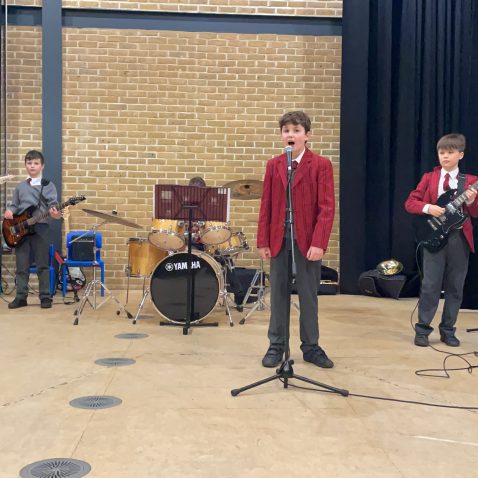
[230,358,349,397]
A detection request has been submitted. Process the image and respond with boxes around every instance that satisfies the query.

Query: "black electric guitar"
[2,196,86,248]
[414,181,478,252]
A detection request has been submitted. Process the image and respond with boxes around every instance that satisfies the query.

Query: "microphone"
[41,178,50,186]
[285,146,293,172]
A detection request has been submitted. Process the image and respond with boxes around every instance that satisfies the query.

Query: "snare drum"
[127,238,167,277]
[199,221,231,245]
[149,219,185,251]
[206,231,249,256]
[150,251,223,324]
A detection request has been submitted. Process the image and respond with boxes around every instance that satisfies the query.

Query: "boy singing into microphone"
[257,111,336,368]
[3,150,61,309]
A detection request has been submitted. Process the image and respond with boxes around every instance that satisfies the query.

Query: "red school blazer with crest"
[404,166,478,252]
[257,148,335,258]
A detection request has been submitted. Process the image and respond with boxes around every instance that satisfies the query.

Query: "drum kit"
[89,179,266,327]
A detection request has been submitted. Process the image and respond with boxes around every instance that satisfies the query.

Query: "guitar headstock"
[0,174,16,185]
[66,196,86,207]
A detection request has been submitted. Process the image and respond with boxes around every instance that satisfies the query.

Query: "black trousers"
[268,240,322,354]
[14,223,51,300]
[416,230,470,338]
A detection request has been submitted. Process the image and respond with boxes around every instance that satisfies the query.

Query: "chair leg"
[100,264,105,297]
[62,265,67,297]
[49,267,56,297]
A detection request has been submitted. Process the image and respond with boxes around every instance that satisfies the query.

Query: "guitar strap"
[457,173,466,194]
[36,184,47,210]
[457,173,467,213]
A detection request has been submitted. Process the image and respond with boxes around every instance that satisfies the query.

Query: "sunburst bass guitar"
[2,196,86,248]
[414,181,478,252]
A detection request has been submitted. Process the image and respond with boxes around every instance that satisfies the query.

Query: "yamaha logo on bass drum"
[165,260,201,272]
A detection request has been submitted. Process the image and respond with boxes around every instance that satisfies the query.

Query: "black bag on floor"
[358,269,407,299]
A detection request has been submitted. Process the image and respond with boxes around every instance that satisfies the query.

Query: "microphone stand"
[231,147,348,397]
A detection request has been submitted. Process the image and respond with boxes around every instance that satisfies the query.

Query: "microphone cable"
[278,378,478,411]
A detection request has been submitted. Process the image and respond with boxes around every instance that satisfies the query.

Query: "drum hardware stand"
[131,276,152,325]
[231,147,348,398]
[239,258,269,323]
[217,255,236,327]
[239,258,299,324]
[72,222,133,325]
[125,268,153,324]
[124,258,150,305]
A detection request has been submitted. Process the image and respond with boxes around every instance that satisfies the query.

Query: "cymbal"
[223,179,263,200]
[82,208,143,229]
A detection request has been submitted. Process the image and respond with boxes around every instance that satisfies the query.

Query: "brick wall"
[8,1,342,17]
[3,6,342,291]
[62,28,341,289]
[2,27,43,284]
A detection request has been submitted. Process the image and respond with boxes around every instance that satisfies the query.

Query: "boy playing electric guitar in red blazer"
[405,133,478,347]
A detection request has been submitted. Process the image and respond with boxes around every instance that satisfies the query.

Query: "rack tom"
[206,231,248,256]
[149,219,185,251]
[199,221,231,245]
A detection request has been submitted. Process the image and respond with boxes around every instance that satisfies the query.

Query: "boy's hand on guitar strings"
[465,188,477,203]
[428,205,446,217]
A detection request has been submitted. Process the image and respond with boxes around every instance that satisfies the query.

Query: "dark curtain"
[340,0,478,300]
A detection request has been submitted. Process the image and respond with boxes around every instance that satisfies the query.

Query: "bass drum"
[150,251,223,324]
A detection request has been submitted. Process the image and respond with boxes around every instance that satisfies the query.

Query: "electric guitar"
[2,196,86,248]
[414,181,478,252]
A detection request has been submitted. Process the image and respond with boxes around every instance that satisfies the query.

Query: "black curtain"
[340,0,478,298]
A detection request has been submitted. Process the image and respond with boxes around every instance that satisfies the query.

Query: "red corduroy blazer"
[257,148,335,258]
[405,166,478,252]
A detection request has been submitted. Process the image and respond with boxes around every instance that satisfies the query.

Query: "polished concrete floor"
[1,289,478,477]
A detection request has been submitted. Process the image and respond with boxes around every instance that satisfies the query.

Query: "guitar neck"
[26,200,70,226]
[449,180,478,210]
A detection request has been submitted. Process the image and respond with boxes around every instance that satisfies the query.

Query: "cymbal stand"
[239,259,300,325]
[239,258,269,324]
[131,275,151,325]
[218,254,236,327]
[72,222,132,325]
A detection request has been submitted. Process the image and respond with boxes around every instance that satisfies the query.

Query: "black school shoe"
[8,298,28,309]
[262,346,284,368]
[440,335,460,347]
[414,334,429,347]
[40,298,53,309]
[303,346,334,368]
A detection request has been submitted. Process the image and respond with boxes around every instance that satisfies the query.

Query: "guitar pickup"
[427,220,438,231]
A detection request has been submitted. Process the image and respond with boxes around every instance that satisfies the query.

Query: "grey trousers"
[268,240,322,353]
[15,223,51,300]
[416,229,470,338]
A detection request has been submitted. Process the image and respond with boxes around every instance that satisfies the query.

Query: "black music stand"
[154,184,230,335]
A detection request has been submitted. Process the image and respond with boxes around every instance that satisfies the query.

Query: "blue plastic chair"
[29,244,57,297]
[62,231,105,297]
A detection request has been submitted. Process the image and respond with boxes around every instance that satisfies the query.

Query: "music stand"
[154,184,230,335]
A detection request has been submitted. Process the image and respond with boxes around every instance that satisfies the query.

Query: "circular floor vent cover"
[94,357,136,367]
[69,395,122,410]
[115,332,149,340]
[20,458,91,478]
